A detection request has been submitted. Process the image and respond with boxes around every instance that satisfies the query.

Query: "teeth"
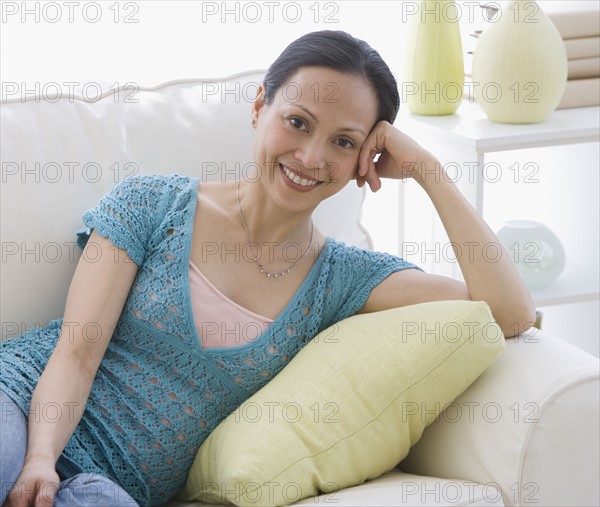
[281,165,319,187]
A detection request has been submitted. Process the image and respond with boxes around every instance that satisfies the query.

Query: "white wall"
[1,1,409,91]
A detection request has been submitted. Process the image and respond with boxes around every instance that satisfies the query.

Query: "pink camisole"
[188,261,274,349]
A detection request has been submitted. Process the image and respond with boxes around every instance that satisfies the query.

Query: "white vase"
[497,220,566,290]
[403,0,464,115]
[472,0,568,124]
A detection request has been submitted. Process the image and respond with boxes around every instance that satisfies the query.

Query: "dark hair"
[263,30,400,124]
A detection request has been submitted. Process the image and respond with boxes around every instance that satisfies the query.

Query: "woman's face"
[251,66,379,212]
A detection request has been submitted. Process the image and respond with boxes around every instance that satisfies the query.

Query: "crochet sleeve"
[76,175,168,267]
[332,243,424,321]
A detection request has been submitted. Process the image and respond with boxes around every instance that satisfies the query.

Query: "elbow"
[498,298,537,338]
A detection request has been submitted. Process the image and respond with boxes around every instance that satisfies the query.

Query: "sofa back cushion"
[1,71,372,336]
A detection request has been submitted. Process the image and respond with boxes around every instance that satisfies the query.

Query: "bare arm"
[7,230,138,507]
[356,122,536,338]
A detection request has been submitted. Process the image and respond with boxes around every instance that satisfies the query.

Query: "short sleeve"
[76,175,168,267]
[331,243,424,321]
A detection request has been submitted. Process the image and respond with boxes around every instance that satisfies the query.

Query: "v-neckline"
[182,177,332,355]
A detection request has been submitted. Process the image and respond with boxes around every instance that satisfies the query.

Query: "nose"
[293,137,328,173]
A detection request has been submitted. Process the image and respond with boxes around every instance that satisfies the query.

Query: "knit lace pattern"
[0,174,422,506]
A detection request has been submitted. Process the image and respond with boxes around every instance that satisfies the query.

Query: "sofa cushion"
[169,470,505,507]
[1,71,371,337]
[400,328,600,507]
[177,300,506,506]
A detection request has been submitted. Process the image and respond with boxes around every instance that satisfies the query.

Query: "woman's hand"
[4,460,59,507]
[356,120,435,192]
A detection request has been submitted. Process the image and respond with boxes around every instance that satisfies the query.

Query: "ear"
[251,84,267,127]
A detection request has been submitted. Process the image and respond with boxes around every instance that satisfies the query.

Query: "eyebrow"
[294,104,367,137]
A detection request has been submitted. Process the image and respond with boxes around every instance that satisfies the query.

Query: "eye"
[335,137,355,149]
[288,117,308,131]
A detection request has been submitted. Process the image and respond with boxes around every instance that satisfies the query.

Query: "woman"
[0,30,535,507]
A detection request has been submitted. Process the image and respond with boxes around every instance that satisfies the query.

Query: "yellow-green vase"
[472,0,568,124]
[403,0,465,115]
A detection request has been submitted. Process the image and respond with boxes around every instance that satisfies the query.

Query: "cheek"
[255,125,290,157]
[327,157,358,184]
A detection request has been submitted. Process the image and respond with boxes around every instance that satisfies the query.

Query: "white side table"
[395,100,600,308]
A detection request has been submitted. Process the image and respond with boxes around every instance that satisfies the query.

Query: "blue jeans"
[1,390,139,506]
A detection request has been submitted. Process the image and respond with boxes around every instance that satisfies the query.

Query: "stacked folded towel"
[464,1,600,109]
[545,1,600,108]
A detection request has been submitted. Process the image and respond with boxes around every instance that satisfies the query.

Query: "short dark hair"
[263,30,400,124]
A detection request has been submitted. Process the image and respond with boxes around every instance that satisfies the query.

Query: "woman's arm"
[7,230,138,507]
[355,121,536,338]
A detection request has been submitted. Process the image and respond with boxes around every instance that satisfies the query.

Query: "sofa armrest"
[400,328,600,507]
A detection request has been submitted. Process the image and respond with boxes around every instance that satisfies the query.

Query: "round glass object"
[497,220,566,290]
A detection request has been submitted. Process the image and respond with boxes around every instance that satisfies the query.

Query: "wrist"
[24,451,58,469]
[410,152,446,190]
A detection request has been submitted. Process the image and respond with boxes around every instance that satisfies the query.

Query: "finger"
[368,176,382,193]
[357,145,371,178]
[364,157,382,193]
[357,145,380,191]
[6,492,29,506]
[359,121,391,177]
[358,130,381,178]
[35,481,57,507]
[5,481,27,507]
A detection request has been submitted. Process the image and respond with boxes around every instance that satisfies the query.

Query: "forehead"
[274,66,379,128]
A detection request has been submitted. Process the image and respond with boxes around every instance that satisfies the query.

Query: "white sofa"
[2,70,599,507]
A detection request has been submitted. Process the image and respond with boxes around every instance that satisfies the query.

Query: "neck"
[236,178,315,247]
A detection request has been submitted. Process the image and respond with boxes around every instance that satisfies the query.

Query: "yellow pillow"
[178,300,505,506]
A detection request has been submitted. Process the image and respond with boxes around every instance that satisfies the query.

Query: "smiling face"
[251,66,379,212]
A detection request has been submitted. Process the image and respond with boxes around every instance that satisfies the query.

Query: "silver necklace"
[236,180,314,279]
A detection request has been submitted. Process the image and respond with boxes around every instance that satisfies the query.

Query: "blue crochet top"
[1,174,422,507]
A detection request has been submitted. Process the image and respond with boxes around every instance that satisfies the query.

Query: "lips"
[279,163,322,188]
